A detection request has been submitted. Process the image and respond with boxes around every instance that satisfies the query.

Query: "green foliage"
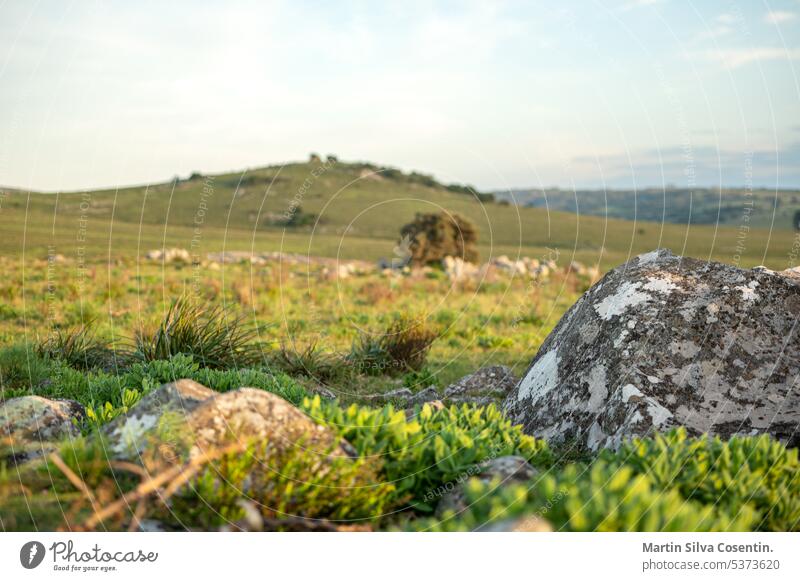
[348,314,439,376]
[133,296,262,369]
[84,388,142,428]
[605,428,800,531]
[35,324,118,371]
[412,461,759,532]
[402,366,440,390]
[0,345,53,394]
[281,205,320,227]
[167,439,395,529]
[399,211,480,266]
[302,397,552,510]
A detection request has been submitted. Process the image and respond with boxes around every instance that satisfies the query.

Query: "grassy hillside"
[498,187,800,231]
[1,158,798,270]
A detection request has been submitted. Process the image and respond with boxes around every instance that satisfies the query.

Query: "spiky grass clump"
[271,341,353,382]
[348,314,439,376]
[36,324,117,370]
[133,297,262,369]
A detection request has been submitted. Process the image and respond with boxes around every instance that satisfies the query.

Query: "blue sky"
[1,0,798,191]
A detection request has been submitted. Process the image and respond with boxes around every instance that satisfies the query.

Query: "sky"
[0,0,799,192]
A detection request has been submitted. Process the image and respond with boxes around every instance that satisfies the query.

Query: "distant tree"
[326,154,338,163]
[399,212,479,266]
[309,153,321,163]
[794,209,800,231]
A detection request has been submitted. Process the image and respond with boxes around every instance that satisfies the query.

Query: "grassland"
[1,158,798,272]
[2,159,799,532]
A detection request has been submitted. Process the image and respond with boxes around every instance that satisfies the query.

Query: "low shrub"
[270,341,352,382]
[348,314,438,376]
[302,397,552,511]
[605,428,800,531]
[410,461,759,532]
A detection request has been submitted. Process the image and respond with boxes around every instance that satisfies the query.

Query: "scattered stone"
[436,455,539,517]
[363,386,441,407]
[0,396,85,462]
[145,248,191,263]
[444,365,518,406]
[504,249,800,451]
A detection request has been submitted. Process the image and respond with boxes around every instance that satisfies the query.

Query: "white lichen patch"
[636,250,662,265]
[111,414,158,454]
[735,280,760,303]
[517,349,560,402]
[643,276,678,294]
[594,281,652,320]
[585,365,608,411]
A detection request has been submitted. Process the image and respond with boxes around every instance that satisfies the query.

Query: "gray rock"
[186,387,353,458]
[504,249,800,450]
[444,365,518,405]
[363,386,441,407]
[103,379,216,456]
[435,455,538,517]
[104,380,352,459]
[1,396,85,462]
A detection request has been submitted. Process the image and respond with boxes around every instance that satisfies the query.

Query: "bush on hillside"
[399,211,479,266]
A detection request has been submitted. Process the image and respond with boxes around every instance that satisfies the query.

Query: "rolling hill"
[1,157,798,271]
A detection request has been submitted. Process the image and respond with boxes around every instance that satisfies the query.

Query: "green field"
[2,158,798,271]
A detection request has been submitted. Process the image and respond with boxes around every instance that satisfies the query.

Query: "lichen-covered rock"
[186,387,353,458]
[104,380,352,459]
[444,365,518,405]
[504,249,800,450]
[104,379,215,455]
[0,396,85,461]
[436,455,538,517]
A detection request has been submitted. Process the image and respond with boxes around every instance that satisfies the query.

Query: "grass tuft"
[133,297,262,369]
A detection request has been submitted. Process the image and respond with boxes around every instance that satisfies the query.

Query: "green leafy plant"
[133,297,262,369]
[411,461,759,532]
[605,428,800,531]
[302,397,552,510]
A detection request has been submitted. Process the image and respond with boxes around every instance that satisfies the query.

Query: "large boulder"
[0,396,85,462]
[504,249,800,450]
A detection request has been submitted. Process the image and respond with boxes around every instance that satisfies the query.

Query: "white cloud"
[702,47,800,69]
[765,10,797,24]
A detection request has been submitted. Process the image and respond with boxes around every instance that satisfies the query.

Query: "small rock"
[0,396,85,462]
[444,365,518,405]
[436,455,538,517]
